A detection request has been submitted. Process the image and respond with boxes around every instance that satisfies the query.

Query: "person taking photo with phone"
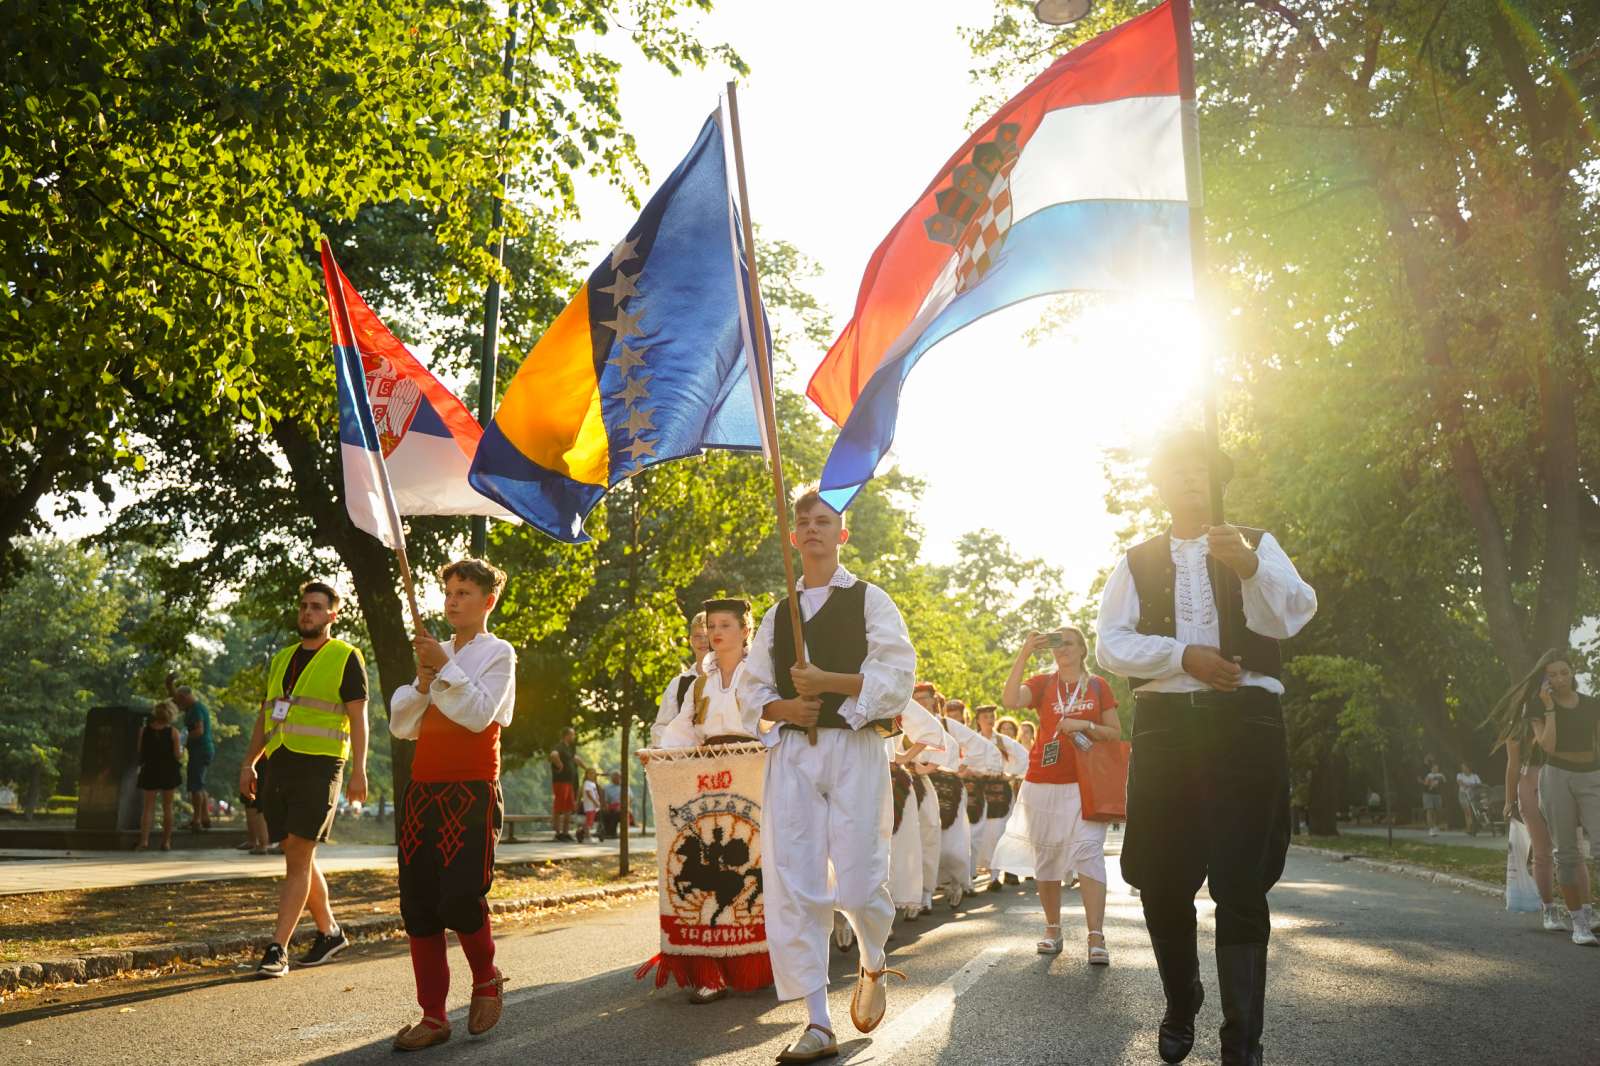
[1001,627,1120,963]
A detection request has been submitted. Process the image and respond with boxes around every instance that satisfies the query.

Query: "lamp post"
[1032,0,1094,24]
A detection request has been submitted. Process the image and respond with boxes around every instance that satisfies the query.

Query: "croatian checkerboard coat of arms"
[634,741,773,992]
[924,123,1022,294]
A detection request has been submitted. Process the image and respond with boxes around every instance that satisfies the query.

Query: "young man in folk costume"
[239,581,369,978]
[1096,431,1317,1066]
[387,560,517,1051]
[739,490,916,1063]
[651,611,711,747]
[647,597,772,1005]
[972,704,1029,892]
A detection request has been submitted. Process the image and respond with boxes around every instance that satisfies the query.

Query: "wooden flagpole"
[1171,0,1236,653]
[322,238,427,637]
[723,83,816,745]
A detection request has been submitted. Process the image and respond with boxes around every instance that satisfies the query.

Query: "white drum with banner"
[633,741,774,993]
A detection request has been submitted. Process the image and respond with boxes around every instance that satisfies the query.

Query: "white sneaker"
[1543,903,1569,932]
[1571,907,1597,947]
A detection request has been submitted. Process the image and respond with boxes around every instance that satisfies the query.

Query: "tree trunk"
[272,419,416,824]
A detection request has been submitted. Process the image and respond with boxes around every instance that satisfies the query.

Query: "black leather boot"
[1151,937,1204,1063]
[1217,943,1267,1066]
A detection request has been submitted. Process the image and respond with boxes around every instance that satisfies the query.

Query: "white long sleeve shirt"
[1095,531,1317,695]
[990,731,1031,776]
[739,564,917,731]
[388,632,516,738]
[938,716,1002,773]
[658,658,764,748]
[650,669,696,747]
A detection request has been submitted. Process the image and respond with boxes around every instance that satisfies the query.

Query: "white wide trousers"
[916,776,941,908]
[762,727,894,1001]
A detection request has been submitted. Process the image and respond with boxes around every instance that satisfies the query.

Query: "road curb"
[1289,843,1502,900]
[0,879,654,994]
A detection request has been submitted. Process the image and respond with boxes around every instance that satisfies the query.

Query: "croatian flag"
[320,240,514,549]
[808,1,1193,511]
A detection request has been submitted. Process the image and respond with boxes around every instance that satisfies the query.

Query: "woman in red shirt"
[1000,626,1122,964]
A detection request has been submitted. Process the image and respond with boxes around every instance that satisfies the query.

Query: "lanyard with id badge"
[1040,674,1088,768]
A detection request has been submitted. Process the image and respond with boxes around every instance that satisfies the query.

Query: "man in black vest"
[1095,431,1317,1066]
[740,489,916,1064]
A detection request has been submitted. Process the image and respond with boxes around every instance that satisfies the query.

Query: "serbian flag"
[470,107,770,543]
[320,240,514,548]
[809,1,1193,511]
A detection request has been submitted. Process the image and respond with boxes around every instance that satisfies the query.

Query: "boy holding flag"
[740,490,916,1062]
[387,559,517,1051]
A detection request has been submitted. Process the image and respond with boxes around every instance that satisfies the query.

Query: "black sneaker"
[297,927,349,967]
[256,942,289,978]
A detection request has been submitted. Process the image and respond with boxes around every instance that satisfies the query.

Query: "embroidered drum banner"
[634,742,773,992]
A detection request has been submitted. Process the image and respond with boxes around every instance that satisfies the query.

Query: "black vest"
[773,580,869,730]
[1125,528,1283,690]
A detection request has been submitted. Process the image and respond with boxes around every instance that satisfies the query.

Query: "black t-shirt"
[284,645,369,704]
[552,742,579,785]
[1525,693,1600,759]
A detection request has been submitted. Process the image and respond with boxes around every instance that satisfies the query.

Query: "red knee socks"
[408,933,449,1022]
[457,903,498,990]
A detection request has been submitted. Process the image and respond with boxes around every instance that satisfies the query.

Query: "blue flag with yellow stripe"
[469,110,770,542]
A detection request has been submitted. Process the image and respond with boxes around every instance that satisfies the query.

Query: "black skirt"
[398,779,503,938]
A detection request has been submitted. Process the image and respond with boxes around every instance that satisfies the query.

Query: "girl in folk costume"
[909,684,948,915]
[739,490,917,1064]
[651,612,710,747]
[1001,627,1121,966]
[972,704,1030,891]
[643,598,774,1006]
[933,700,1000,909]
[387,560,516,1052]
[657,600,762,750]
[988,716,1036,885]
[887,696,947,922]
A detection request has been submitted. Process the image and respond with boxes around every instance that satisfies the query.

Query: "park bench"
[500,813,551,843]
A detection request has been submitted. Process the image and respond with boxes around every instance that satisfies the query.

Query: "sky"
[557,0,1208,598]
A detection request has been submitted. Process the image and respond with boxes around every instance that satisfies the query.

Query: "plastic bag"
[1505,817,1542,913]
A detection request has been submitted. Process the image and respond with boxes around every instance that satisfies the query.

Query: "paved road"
[0,834,655,895]
[5,846,1595,1065]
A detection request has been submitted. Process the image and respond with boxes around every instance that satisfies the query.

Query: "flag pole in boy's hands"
[724,81,815,745]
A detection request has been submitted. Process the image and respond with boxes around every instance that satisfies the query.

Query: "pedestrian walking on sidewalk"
[387,558,516,1050]
[168,674,214,832]
[135,701,183,851]
[238,581,369,979]
[1493,656,1575,934]
[1522,651,1600,948]
[1420,758,1446,836]
[1096,431,1318,1066]
[549,727,587,842]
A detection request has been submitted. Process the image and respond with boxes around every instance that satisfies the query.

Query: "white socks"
[804,985,832,1030]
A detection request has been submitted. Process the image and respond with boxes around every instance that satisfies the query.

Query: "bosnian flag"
[320,240,514,548]
[809,1,1192,511]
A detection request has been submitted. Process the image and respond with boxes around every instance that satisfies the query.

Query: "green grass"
[1295,833,1600,904]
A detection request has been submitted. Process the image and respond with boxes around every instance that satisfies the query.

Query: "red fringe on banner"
[634,951,774,992]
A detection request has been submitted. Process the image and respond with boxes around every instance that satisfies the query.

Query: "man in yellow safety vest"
[238,580,370,977]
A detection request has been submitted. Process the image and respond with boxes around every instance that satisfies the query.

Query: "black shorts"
[398,780,503,937]
[262,748,345,844]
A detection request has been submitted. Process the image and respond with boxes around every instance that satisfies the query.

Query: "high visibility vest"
[262,639,360,760]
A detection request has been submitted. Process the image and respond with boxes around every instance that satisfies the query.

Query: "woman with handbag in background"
[1001,627,1123,965]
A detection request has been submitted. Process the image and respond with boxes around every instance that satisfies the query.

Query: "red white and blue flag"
[320,240,513,548]
[808,1,1193,511]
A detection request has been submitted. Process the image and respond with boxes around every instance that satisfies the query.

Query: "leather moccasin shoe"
[393,1019,451,1052]
[849,964,906,1033]
[467,968,507,1036]
[775,1023,838,1063]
